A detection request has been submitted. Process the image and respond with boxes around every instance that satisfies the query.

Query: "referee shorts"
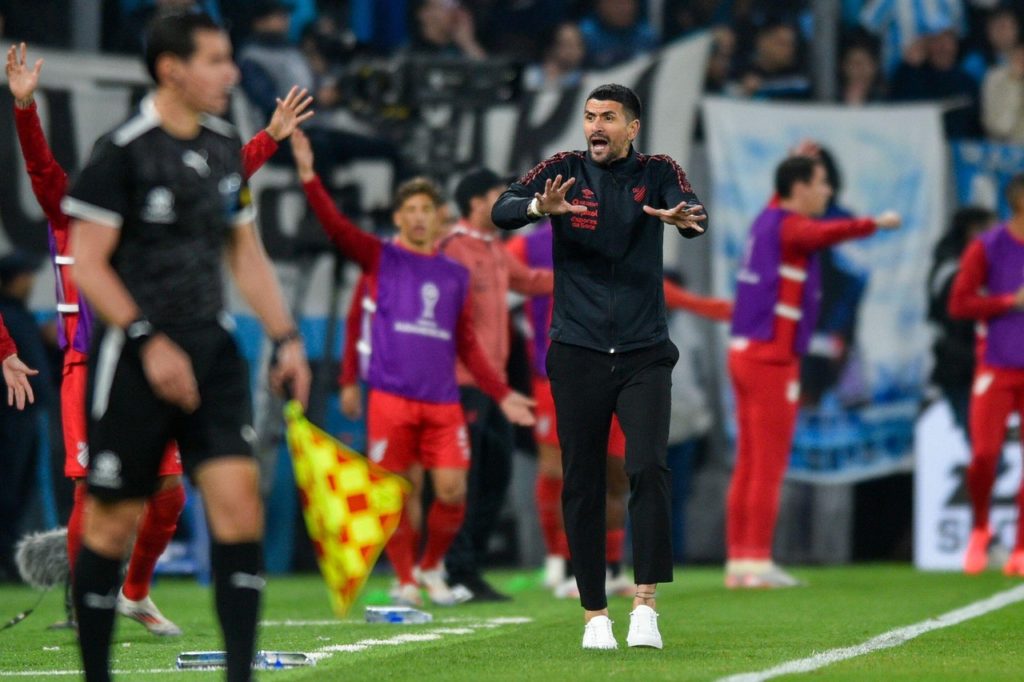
[85,320,255,501]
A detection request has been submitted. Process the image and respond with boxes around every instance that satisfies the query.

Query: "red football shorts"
[62,350,182,479]
[367,389,470,472]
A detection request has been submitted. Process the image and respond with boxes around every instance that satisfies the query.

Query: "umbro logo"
[632,186,647,203]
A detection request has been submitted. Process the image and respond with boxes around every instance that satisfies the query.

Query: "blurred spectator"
[890,28,980,138]
[962,4,1021,83]
[860,0,966,75]
[728,20,811,100]
[219,0,315,46]
[981,43,1024,142]
[349,0,410,55]
[112,0,218,54]
[475,0,569,64]
[0,0,71,47]
[927,206,998,430]
[239,1,317,112]
[578,0,659,70]
[0,251,51,581]
[704,26,737,94]
[838,36,886,104]
[662,0,736,42]
[405,0,486,59]
[522,22,586,91]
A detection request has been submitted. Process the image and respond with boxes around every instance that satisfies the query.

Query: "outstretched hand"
[2,354,38,410]
[500,391,536,427]
[643,201,707,232]
[6,42,43,106]
[265,86,315,142]
[535,174,588,216]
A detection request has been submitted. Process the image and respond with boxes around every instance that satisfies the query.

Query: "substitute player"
[291,130,535,607]
[6,41,312,634]
[949,173,1024,577]
[64,13,310,681]
[726,153,899,588]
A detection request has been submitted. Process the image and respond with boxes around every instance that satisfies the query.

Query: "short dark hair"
[775,156,822,198]
[586,84,642,121]
[1007,173,1024,212]
[454,168,504,218]
[394,176,445,211]
[144,11,224,83]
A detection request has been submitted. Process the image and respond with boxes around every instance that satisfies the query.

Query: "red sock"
[419,501,465,571]
[385,512,419,585]
[121,484,185,601]
[66,484,87,577]
[967,450,1000,532]
[536,474,568,557]
[606,529,625,564]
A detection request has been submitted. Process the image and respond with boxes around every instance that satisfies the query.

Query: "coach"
[492,84,707,650]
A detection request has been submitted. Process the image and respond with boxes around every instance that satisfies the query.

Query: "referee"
[492,84,707,650]
[63,12,310,681]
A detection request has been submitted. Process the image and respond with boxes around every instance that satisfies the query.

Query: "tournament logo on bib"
[420,282,440,321]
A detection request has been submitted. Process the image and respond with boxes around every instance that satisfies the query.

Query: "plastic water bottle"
[364,606,433,624]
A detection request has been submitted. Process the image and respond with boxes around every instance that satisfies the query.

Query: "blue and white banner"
[703,97,947,483]
[951,140,1024,220]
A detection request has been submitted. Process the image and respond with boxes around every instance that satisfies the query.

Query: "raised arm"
[241,86,314,179]
[7,43,67,224]
[292,129,382,272]
[780,211,900,252]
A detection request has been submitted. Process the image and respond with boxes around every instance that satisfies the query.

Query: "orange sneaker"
[1003,549,1024,577]
[964,527,992,575]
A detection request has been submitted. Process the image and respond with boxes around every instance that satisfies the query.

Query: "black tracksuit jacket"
[491,146,707,354]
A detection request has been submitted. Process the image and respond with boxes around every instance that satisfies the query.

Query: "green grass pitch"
[0,565,1021,680]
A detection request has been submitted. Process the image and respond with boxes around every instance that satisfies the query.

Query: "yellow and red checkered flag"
[284,400,410,616]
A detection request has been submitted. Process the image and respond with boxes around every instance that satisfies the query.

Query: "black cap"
[454,167,506,217]
[0,250,43,285]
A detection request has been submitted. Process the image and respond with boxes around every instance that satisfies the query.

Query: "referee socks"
[211,541,264,682]
[72,544,121,682]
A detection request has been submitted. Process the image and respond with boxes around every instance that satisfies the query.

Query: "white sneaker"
[392,582,423,607]
[605,569,634,597]
[553,576,580,599]
[414,566,465,606]
[626,604,662,649]
[543,555,568,589]
[116,590,182,636]
[582,615,618,650]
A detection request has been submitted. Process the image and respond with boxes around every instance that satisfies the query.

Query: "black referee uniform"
[492,146,706,611]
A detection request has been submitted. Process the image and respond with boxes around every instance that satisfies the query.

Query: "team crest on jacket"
[632,186,647,203]
[582,188,595,199]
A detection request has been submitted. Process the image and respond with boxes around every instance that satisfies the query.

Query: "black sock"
[72,545,121,682]
[608,561,622,578]
[211,541,263,682]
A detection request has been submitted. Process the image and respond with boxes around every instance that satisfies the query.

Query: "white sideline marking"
[0,617,533,677]
[718,584,1024,682]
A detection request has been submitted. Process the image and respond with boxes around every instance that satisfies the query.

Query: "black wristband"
[271,329,302,361]
[124,317,156,352]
